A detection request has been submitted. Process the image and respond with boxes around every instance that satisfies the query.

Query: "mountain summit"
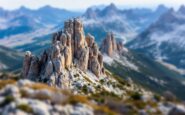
[100,3,118,16]
[178,5,185,14]
[82,4,169,43]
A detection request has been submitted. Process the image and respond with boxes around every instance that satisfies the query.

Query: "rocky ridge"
[127,6,185,70]
[21,18,155,101]
[23,19,104,88]
[21,19,153,102]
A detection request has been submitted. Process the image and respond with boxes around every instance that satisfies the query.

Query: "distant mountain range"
[82,3,168,43]
[0,6,82,72]
[127,5,185,72]
[100,31,185,100]
[0,5,81,29]
[0,6,81,52]
[0,4,169,52]
[1,3,185,77]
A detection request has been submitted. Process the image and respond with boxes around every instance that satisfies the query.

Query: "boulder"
[168,106,185,115]
[163,91,176,102]
[48,72,57,86]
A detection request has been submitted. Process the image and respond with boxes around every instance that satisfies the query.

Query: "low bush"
[130,92,142,100]
[17,104,33,113]
[0,96,15,107]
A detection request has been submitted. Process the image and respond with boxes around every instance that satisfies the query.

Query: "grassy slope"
[0,46,23,71]
[105,50,185,100]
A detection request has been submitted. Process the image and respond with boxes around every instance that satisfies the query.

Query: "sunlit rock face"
[100,32,124,57]
[22,18,105,88]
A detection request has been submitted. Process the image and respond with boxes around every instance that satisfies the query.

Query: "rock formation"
[22,18,104,88]
[22,51,32,78]
[100,32,124,57]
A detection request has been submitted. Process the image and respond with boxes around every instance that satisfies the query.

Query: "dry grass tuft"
[0,80,16,89]
[64,94,117,115]
[93,105,117,115]
[25,83,58,92]
[64,95,90,105]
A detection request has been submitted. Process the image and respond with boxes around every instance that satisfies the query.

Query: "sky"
[0,0,184,11]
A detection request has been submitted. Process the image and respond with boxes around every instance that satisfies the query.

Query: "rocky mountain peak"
[100,3,119,17]
[15,6,32,15]
[19,6,29,11]
[155,4,168,13]
[157,8,175,23]
[22,18,105,88]
[83,7,98,19]
[38,5,58,11]
[106,3,117,11]
[178,5,185,14]
[100,32,124,57]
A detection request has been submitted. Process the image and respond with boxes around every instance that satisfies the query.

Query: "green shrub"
[153,94,161,102]
[0,96,15,107]
[100,79,105,84]
[82,85,88,93]
[131,92,142,100]
[95,98,105,104]
[74,74,79,78]
[65,95,89,105]
[97,85,101,89]
[17,104,33,113]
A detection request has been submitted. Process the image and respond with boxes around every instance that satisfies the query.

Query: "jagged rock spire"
[100,32,124,57]
[22,18,105,88]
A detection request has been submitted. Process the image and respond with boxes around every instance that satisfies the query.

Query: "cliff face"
[22,18,105,88]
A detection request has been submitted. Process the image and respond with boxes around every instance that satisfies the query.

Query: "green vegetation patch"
[0,96,15,107]
[17,104,33,113]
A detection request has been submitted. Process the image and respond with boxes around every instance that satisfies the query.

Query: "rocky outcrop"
[27,56,40,81]
[100,32,124,57]
[22,18,104,88]
[168,106,185,115]
[22,51,32,78]
[86,34,104,76]
[0,80,95,115]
